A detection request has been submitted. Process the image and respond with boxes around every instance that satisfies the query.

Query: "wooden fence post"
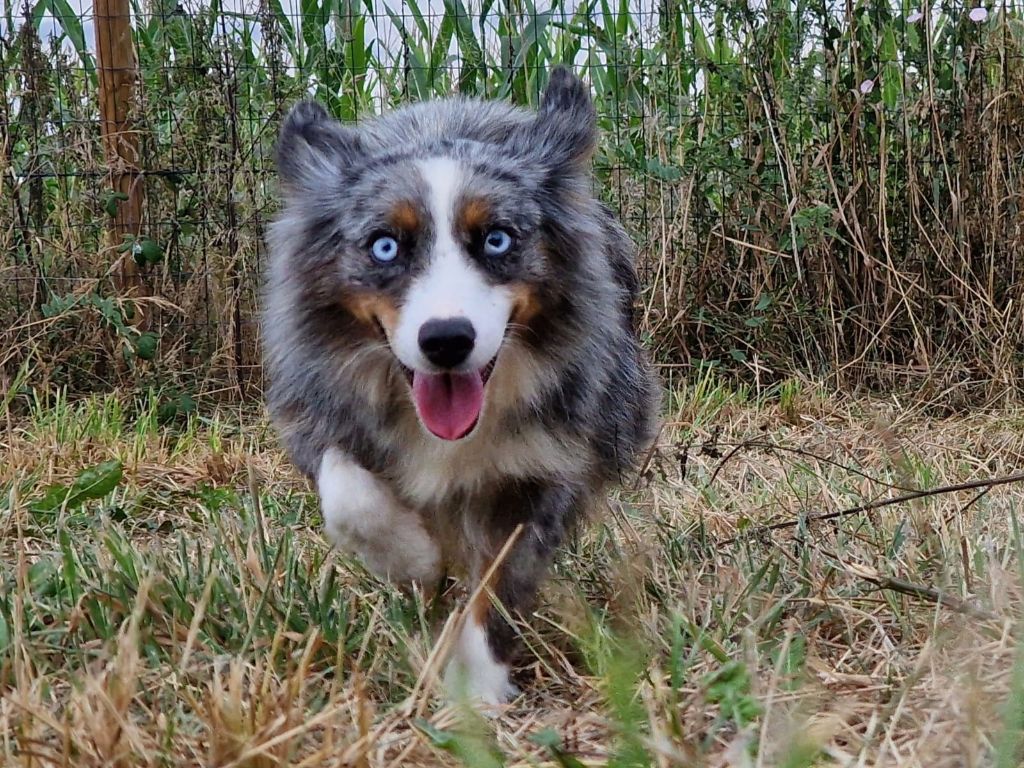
[94,0,144,292]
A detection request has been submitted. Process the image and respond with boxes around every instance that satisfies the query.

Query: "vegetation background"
[3,0,1024,765]
[3,0,1023,404]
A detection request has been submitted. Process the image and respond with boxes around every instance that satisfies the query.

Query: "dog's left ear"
[525,66,597,171]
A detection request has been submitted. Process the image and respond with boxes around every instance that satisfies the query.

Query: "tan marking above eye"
[388,201,421,233]
[457,198,491,233]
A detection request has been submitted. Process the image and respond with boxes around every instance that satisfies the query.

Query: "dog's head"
[273,68,597,441]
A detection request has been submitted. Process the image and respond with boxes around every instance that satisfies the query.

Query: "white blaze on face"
[392,157,513,374]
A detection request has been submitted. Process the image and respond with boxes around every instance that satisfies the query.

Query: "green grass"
[2,384,1023,765]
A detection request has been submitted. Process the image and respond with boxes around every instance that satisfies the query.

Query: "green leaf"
[778,737,825,768]
[134,332,159,360]
[529,729,587,768]
[38,0,95,76]
[92,296,129,333]
[703,660,763,727]
[157,393,197,424]
[0,612,9,655]
[69,459,123,501]
[777,635,807,689]
[509,9,553,89]
[265,0,297,59]
[704,659,748,698]
[41,293,85,318]
[33,460,124,515]
[413,719,460,751]
[102,191,129,217]
[691,16,712,63]
[104,532,140,583]
[646,158,681,181]
[132,237,163,266]
[28,558,59,597]
[445,0,484,94]
[59,526,81,601]
[430,8,456,76]
[384,4,432,99]
[413,718,505,767]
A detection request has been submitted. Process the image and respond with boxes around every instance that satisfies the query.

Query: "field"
[3,377,1024,766]
[4,0,1024,763]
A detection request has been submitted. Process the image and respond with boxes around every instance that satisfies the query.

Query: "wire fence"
[3,0,1023,405]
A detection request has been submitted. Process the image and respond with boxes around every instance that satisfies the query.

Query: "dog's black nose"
[418,318,476,369]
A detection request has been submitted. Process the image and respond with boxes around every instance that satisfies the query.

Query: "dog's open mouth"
[400,358,496,441]
[374,317,499,441]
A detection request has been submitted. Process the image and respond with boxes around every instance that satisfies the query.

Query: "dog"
[262,67,660,707]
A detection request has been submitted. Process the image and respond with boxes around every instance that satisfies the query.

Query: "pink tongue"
[411,371,484,440]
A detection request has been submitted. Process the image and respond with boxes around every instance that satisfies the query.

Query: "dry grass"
[3,378,1024,766]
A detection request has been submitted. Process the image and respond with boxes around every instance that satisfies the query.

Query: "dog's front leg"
[444,481,581,707]
[317,447,442,586]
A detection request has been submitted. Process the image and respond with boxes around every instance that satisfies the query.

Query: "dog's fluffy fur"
[263,68,659,706]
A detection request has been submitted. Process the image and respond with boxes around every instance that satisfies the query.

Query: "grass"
[3,381,1024,765]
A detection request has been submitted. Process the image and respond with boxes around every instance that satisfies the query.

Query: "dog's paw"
[359,518,442,585]
[442,661,520,713]
[318,448,442,585]
[442,617,520,713]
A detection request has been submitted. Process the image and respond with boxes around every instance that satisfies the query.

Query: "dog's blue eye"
[483,229,512,257]
[370,236,399,263]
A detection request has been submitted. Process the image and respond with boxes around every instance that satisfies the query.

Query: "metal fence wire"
[2,0,1023,403]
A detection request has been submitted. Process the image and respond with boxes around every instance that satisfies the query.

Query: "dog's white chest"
[392,423,582,508]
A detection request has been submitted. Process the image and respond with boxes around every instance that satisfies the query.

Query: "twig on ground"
[831,557,999,621]
[632,421,667,489]
[722,471,1024,545]
[708,437,923,492]
[872,574,998,621]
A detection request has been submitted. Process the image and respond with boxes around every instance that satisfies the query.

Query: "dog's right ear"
[275,101,363,191]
